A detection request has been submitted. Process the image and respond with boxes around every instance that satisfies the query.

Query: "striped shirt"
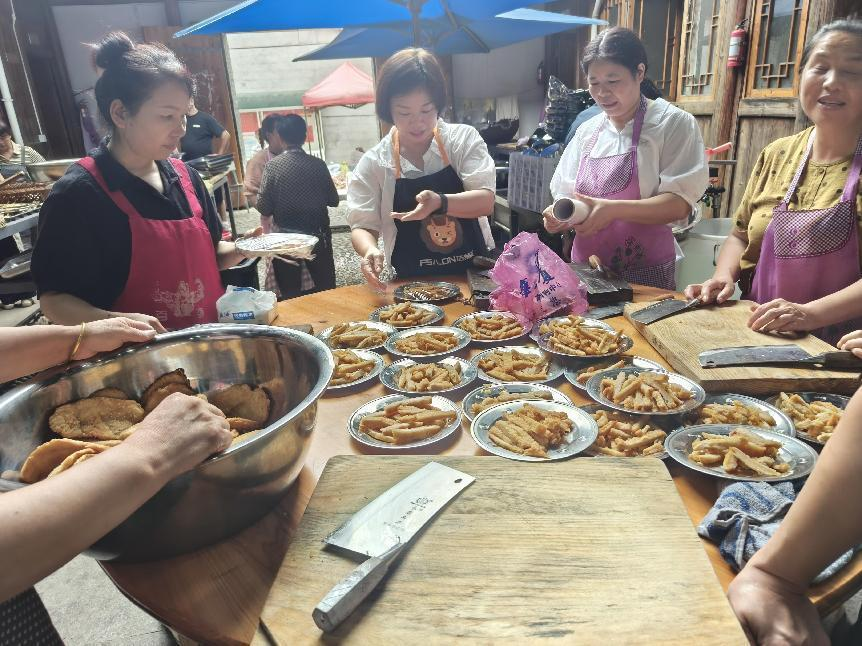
[0,142,46,165]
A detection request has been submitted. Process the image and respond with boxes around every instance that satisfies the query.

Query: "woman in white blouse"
[347,48,495,289]
[543,27,707,289]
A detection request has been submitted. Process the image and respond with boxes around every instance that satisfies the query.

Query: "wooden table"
[103,278,862,645]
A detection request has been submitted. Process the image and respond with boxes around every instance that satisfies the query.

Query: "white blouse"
[347,119,496,270]
[550,98,708,210]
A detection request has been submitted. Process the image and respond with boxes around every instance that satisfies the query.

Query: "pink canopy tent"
[301,61,374,109]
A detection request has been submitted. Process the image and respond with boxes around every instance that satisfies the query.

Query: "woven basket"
[0,182,50,205]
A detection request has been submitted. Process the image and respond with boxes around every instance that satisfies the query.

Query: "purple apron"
[572,96,677,290]
[745,132,862,345]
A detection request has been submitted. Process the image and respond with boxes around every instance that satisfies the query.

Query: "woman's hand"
[391,190,441,222]
[542,204,572,234]
[838,330,862,358]
[360,247,386,291]
[109,311,167,334]
[748,299,821,334]
[570,194,615,237]
[684,274,736,304]
[727,564,828,646]
[73,317,157,360]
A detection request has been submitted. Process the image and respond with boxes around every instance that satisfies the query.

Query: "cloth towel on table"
[697,480,857,584]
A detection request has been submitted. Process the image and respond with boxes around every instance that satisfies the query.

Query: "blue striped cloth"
[697,481,856,584]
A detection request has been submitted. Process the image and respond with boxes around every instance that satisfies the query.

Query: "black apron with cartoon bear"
[390,129,484,277]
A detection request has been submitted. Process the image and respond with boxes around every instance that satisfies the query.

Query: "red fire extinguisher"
[727,20,749,68]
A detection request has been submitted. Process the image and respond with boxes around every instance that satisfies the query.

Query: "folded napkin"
[697,481,855,584]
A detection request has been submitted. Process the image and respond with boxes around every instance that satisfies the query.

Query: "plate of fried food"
[665,424,818,482]
[462,382,573,423]
[586,367,705,416]
[327,349,385,391]
[318,321,395,351]
[536,315,633,359]
[370,302,444,328]
[348,394,461,449]
[471,400,598,462]
[564,355,663,393]
[384,326,471,360]
[381,356,477,395]
[682,394,794,436]
[768,392,849,445]
[581,404,668,458]
[394,281,461,303]
[472,346,562,384]
[452,311,528,344]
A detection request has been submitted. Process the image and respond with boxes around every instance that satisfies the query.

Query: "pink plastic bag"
[489,232,588,326]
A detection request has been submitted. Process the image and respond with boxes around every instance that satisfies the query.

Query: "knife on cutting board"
[629,297,702,325]
[699,345,862,370]
[312,461,475,633]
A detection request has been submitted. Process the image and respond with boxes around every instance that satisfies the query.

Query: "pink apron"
[572,96,677,290]
[77,156,223,330]
[745,132,862,345]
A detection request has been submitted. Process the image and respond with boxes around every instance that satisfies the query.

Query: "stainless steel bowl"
[26,159,78,182]
[0,324,333,562]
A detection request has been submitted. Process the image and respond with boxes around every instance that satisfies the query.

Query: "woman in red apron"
[31,32,254,332]
[686,19,862,345]
[347,48,496,289]
[543,28,706,290]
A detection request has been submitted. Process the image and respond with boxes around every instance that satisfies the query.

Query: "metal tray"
[470,400,598,462]
[579,403,669,459]
[564,355,662,393]
[384,326,471,361]
[585,366,706,417]
[381,356,477,396]
[452,311,529,345]
[317,320,396,351]
[327,349,385,392]
[369,302,444,328]
[766,392,850,446]
[665,424,818,482]
[462,382,572,422]
[348,394,461,450]
[682,393,794,436]
[394,281,462,302]
[534,316,632,359]
[471,345,563,384]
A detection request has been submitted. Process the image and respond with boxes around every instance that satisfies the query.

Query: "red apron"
[571,96,677,290]
[745,132,862,345]
[77,156,222,330]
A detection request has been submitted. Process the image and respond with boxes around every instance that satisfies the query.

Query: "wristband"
[433,192,448,216]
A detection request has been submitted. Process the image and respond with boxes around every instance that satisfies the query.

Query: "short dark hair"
[374,48,448,123]
[0,118,10,137]
[258,114,283,147]
[92,31,194,129]
[581,27,662,99]
[801,17,862,68]
[276,114,307,146]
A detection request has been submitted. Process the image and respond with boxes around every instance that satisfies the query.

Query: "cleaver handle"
[819,351,862,370]
[312,542,404,633]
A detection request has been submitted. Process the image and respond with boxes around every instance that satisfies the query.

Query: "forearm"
[804,280,862,328]
[713,233,747,281]
[0,326,80,382]
[605,193,692,225]
[351,227,381,256]
[444,189,494,219]
[216,241,243,270]
[40,292,113,326]
[216,134,230,155]
[0,442,169,601]
[746,390,862,588]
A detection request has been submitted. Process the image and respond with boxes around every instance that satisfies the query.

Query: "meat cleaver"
[312,461,475,632]
[698,345,862,370]
[629,297,701,325]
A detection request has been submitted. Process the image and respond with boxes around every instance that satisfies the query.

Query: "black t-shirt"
[31,140,223,310]
[180,111,225,160]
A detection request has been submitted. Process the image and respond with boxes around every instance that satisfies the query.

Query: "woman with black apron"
[347,48,496,289]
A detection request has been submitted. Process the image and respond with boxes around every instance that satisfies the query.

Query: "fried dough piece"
[49,397,145,440]
[48,448,98,478]
[142,368,191,406]
[20,438,121,483]
[90,387,130,400]
[227,417,259,434]
[210,384,270,426]
[143,382,196,414]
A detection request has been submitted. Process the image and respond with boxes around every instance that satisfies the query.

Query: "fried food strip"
[487,403,573,458]
[457,314,524,341]
[576,359,626,385]
[209,384,271,426]
[330,349,377,386]
[377,302,436,327]
[470,388,552,416]
[328,323,388,349]
[397,362,462,392]
[141,368,190,406]
[599,371,692,412]
[590,408,667,457]
[539,315,625,356]
[478,350,550,382]
[394,331,460,355]
[143,382,196,414]
[359,397,456,445]
[695,401,776,427]
[776,392,843,443]
[688,427,789,477]
[49,397,145,440]
[402,284,453,300]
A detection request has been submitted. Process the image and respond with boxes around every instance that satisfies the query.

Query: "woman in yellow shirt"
[687,18,862,344]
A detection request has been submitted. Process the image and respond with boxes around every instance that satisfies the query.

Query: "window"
[679,0,721,98]
[632,0,684,100]
[746,0,809,97]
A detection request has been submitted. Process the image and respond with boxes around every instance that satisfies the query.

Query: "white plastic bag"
[217,285,277,324]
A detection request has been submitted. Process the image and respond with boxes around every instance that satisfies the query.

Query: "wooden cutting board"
[625,300,861,395]
[256,456,745,645]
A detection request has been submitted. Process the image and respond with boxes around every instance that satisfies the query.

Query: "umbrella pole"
[408,0,422,46]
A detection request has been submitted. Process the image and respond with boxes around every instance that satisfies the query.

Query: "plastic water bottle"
[552,197,589,224]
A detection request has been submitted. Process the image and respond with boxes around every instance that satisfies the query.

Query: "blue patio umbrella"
[175,0,538,40]
[294,8,605,60]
